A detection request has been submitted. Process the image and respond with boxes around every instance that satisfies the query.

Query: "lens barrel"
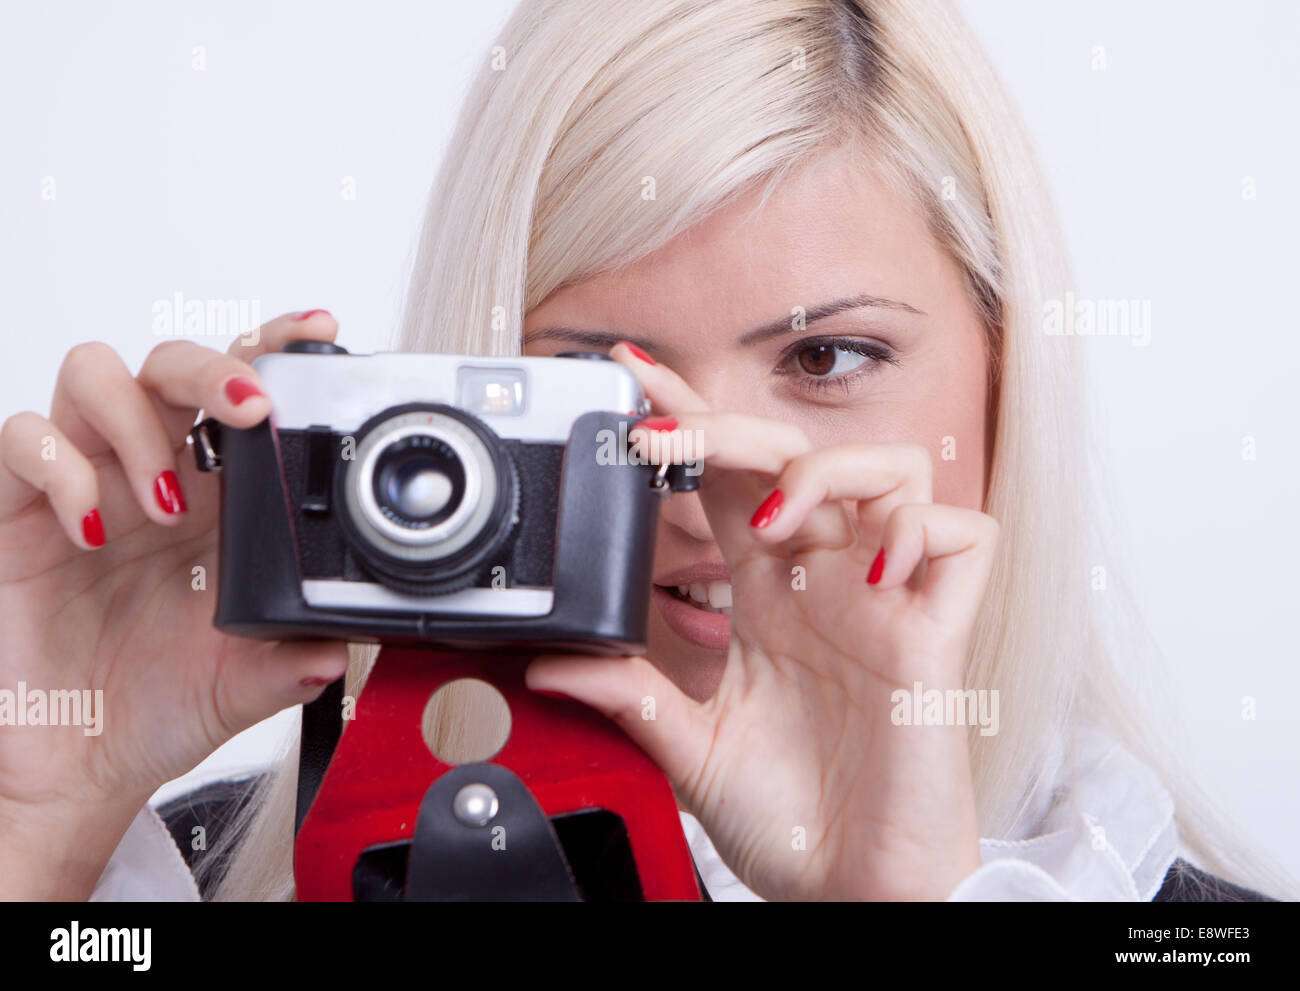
[336,403,518,595]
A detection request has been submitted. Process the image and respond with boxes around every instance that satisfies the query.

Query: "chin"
[646,617,728,703]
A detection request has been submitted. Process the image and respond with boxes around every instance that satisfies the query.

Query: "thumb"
[525,654,712,796]
[219,639,351,734]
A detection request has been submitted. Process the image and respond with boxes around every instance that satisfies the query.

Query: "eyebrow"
[736,293,924,346]
[522,292,923,353]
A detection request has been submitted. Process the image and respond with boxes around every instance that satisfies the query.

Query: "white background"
[1,2,1296,881]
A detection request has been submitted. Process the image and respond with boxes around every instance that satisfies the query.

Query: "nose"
[658,488,714,544]
[650,366,748,547]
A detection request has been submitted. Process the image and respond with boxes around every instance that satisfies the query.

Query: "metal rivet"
[452,783,499,827]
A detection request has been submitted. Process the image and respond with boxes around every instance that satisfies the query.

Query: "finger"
[43,342,225,525]
[217,639,351,736]
[47,341,158,459]
[525,653,713,799]
[629,410,817,555]
[0,412,104,548]
[136,339,274,443]
[226,308,337,363]
[852,443,933,540]
[867,503,1001,631]
[747,443,934,550]
[627,410,813,475]
[610,340,712,415]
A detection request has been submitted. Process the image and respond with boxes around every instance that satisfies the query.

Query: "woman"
[0,0,1289,900]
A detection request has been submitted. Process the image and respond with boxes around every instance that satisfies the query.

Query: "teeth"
[668,580,733,614]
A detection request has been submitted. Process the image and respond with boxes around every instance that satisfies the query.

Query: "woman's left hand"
[525,344,1001,901]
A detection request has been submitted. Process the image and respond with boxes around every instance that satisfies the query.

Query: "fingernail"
[749,489,784,529]
[619,341,656,366]
[635,416,678,432]
[81,509,105,548]
[291,309,330,321]
[154,470,187,515]
[223,375,264,405]
[300,676,334,687]
[867,547,886,585]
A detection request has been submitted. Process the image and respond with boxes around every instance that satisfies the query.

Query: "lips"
[652,563,731,651]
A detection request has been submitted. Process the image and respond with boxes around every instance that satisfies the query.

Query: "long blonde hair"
[204,0,1295,900]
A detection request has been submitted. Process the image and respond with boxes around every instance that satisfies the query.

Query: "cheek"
[932,435,986,511]
[926,331,989,511]
[836,327,988,512]
[765,350,988,512]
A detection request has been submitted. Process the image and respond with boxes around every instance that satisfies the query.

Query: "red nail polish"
[154,470,187,514]
[636,416,678,432]
[292,309,330,321]
[749,489,784,529]
[620,341,656,366]
[867,547,886,585]
[223,376,264,405]
[300,676,334,687]
[81,509,105,548]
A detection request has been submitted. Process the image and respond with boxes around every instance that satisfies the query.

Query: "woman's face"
[523,146,991,702]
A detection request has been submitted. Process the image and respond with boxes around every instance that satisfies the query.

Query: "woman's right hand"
[0,311,351,899]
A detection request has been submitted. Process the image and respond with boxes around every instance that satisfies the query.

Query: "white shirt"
[686,724,1180,900]
[90,725,1178,901]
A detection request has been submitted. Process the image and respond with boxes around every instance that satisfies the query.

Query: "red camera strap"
[293,646,702,901]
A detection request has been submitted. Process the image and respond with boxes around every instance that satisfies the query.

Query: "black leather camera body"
[191,343,689,656]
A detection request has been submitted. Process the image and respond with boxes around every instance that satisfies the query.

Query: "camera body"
[195,343,670,655]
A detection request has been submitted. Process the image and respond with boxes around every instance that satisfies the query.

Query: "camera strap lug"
[190,418,222,472]
[650,462,672,494]
[652,462,701,495]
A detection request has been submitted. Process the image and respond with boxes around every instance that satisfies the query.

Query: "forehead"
[524,147,949,336]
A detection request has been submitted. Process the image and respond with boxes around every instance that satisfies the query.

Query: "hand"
[0,312,349,898]
[525,343,1000,901]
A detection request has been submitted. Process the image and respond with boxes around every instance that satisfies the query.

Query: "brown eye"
[792,343,873,377]
[797,345,837,375]
[775,338,897,394]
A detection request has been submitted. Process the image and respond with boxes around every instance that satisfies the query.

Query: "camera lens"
[338,405,518,594]
[373,436,464,527]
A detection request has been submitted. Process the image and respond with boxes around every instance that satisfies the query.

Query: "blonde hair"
[204,0,1296,900]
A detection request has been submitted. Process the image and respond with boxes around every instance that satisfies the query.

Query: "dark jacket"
[157,775,1277,903]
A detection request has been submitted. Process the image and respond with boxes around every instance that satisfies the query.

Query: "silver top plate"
[253,352,643,442]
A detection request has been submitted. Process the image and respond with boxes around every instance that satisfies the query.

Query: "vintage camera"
[191,343,695,655]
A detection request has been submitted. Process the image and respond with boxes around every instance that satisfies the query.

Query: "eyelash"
[773,337,901,397]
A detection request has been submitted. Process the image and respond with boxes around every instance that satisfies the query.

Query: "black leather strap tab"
[403,762,580,901]
[295,678,345,835]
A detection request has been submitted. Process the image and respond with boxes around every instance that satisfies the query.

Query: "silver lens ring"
[344,410,498,563]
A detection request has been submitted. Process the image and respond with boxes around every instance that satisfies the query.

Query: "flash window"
[457,367,526,416]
